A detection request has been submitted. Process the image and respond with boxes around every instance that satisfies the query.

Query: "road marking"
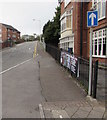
[0,58,32,75]
[33,42,38,58]
[39,104,45,119]
[59,115,63,118]
[16,43,24,46]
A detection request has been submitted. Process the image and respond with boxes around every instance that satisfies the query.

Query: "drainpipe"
[80,1,83,57]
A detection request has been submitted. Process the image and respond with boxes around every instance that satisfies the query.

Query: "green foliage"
[35,35,40,41]
[43,6,61,47]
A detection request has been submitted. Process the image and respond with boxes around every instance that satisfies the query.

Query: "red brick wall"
[60,1,107,63]
[0,23,21,48]
[7,30,20,42]
[74,2,81,56]
[61,1,65,15]
[2,25,7,42]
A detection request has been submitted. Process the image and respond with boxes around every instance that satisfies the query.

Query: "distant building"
[22,34,35,41]
[59,0,107,63]
[22,35,30,41]
[0,23,20,47]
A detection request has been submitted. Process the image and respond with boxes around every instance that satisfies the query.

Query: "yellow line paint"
[33,42,37,58]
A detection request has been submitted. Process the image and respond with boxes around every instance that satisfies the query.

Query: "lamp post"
[32,19,41,42]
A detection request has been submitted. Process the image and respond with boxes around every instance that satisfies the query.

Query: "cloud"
[0,2,58,35]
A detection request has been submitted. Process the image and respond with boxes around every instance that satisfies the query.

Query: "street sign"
[87,11,98,27]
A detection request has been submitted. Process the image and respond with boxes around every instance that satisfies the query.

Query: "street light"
[32,19,41,42]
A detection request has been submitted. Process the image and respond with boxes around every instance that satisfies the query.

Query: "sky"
[0,0,58,36]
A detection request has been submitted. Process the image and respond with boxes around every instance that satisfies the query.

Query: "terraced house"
[0,23,20,48]
[59,0,107,64]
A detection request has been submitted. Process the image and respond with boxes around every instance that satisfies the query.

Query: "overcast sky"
[0,0,58,36]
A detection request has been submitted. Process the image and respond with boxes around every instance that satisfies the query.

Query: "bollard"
[93,60,98,98]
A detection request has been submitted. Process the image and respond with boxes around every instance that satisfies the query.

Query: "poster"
[70,55,78,76]
[66,54,71,69]
[61,51,78,77]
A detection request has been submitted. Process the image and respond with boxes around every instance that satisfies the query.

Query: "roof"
[2,23,20,33]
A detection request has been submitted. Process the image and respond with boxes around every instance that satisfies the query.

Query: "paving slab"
[87,111,104,118]
[72,108,90,118]
[52,110,70,118]
[64,106,79,117]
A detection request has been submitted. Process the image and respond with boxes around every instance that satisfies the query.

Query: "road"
[2,41,45,118]
[2,42,34,71]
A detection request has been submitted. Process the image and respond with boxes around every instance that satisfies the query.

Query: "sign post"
[87,11,98,95]
[88,27,93,95]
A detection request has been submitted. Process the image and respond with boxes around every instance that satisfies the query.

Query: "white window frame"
[92,28,107,58]
[12,34,16,38]
[8,29,10,32]
[64,0,71,8]
[92,0,106,21]
[61,7,73,33]
[0,40,3,43]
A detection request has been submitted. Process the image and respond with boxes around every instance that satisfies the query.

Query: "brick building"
[0,23,20,48]
[59,0,107,63]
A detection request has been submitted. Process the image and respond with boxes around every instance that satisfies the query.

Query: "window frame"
[92,28,107,58]
[92,0,106,21]
[12,34,16,38]
[60,7,73,33]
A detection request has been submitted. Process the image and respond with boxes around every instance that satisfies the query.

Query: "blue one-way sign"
[87,11,98,27]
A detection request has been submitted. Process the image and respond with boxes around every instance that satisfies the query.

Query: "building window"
[8,34,10,36]
[0,29,1,33]
[64,0,71,7]
[0,34,2,38]
[61,8,73,32]
[92,0,106,20]
[8,29,10,32]
[0,40,2,43]
[12,34,16,38]
[66,9,73,29]
[92,28,107,57]
[13,30,16,33]
[61,17,66,31]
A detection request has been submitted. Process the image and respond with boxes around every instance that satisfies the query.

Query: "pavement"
[39,101,105,119]
[37,42,106,119]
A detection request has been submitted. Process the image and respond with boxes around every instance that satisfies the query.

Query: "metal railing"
[77,57,90,90]
[46,44,98,96]
[46,44,61,63]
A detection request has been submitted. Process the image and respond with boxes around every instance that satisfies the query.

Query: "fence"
[77,57,90,91]
[46,44,61,63]
[46,44,98,97]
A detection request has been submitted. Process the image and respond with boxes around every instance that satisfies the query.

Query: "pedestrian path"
[39,101,105,118]
[37,42,106,119]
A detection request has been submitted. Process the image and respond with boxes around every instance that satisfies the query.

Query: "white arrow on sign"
[89,13,96,26]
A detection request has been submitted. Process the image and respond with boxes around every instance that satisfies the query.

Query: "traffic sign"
[87,11,98,27]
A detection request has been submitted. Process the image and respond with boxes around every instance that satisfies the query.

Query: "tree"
[43,6,61,47]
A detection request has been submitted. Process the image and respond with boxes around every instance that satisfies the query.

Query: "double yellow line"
[33,42,37,58]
